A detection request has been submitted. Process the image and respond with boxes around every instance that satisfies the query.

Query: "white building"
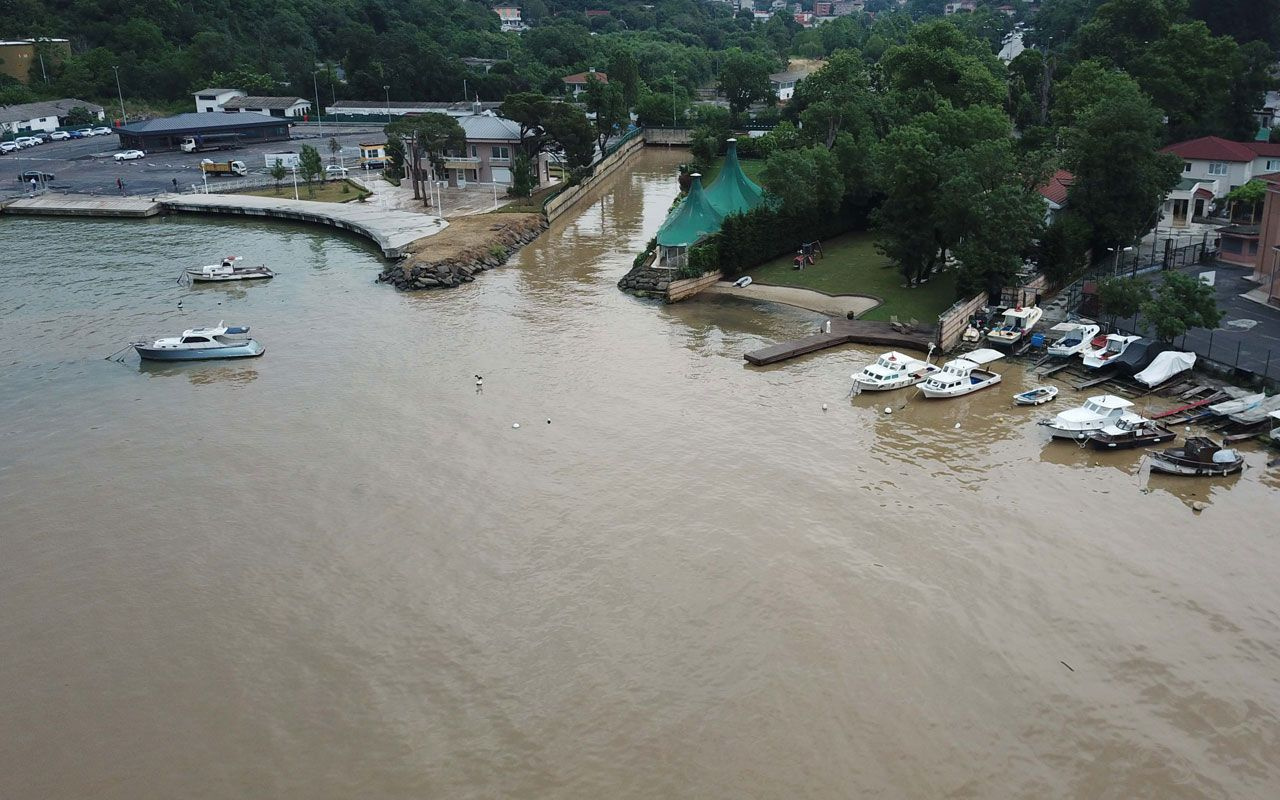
[223,96,312,118]
[325,100,503,118]
[493,5,526,32]
[769,66,817,102]
[0,98,105,134]
[193,88,246,113]
[1158,136,1280,227]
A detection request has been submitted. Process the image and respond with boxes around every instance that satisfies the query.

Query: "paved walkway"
[159,193,447,257]
[703,281,880,317]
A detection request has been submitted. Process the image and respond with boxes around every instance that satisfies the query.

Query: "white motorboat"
[1039,394,1144,440]
[133,322,264,361]
[185,255,274,282]
[919,348,1004,398]
[851,347,939,393]
[1270,410,1280,444]
[1046,322,1100,357]
[986,305,1043,349]
[1081,334,1141,369]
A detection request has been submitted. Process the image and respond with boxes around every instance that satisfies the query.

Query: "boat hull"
[1148,457,1243,476]
[852,374,930,392]
[135,340,265,361]
[187,270,274,282]
[1041,423,1106,440]
[1087,430,1175,450]
[920,374,1001,398]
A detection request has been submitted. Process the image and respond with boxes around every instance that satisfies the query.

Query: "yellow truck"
[200,159,248,177]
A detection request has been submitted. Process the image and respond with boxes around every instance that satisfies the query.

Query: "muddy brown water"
[2,148,1278,799]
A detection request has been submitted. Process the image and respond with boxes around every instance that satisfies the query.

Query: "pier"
[1,192,447,258]
[744,319,936,365]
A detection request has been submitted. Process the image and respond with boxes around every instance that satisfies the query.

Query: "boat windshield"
[1106,339,1124,353]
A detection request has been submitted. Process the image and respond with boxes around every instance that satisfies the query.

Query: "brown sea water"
[2,148,1278,799]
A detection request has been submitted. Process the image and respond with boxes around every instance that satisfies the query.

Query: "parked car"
[34,132,53,142]
[114,149,146,161]
[0,141,19,154]
[14,136,41,148]
[75,128,95,137]
[49,130,71,141]
[324,165,349,178]
[19,170,56,182]
[69,129,87,139]
[90,126,112,136]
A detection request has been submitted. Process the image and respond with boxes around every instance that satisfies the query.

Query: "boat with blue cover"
[133,322,264,361]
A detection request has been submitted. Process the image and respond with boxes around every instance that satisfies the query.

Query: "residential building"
[1250,172,1280,304]
[944,0,977,13]
[358,142,390,168]
[814,2,833,15]
[1260,91,1280,130]
[326,100,503,118]
[493,5,525,32]
[831,1,865,14]
[441,112,548,187]
[223,96,312,118]
[770,65,818,101]
[0,38,70,84]
[0,98,105,134]
[793,12,815,26]
[562,69,608,98]
[1157,136,1280,228]
[1035,169,1073,225]
[114,112,290,151]
[1216,224,1260,268]
[193,88,247,113]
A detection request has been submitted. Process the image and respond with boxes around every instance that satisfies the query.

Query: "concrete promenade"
[1,193,448,258]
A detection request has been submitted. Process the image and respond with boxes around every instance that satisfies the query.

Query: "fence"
[936,291,989,351]
[1109,317,1280,389]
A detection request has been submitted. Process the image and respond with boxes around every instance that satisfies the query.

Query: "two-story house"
[439,112,549,187]
[493,5,525,32]
[562,69,607,98]
[193,88,246,113]
[1158,136,1280,228]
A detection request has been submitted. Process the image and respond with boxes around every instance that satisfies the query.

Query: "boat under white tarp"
[1134,351,1196,387]
[1208,392,1265,416]
[1229,393,1280,425]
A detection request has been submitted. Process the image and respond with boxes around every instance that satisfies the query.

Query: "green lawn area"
[699,155,766,186]
[745,232,958,322]
[235,179,369,203]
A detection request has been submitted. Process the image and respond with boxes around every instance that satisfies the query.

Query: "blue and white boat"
[133,322,264,361]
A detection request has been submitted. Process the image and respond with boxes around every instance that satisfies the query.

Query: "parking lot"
[2,125,387,198]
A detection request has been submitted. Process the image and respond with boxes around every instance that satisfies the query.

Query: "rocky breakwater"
[377,213,546,291]
[617,265,670,299]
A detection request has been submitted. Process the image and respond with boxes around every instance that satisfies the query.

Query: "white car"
[76,128,95,137]
[114,149,146,161]
[0,141,19,154]
[49,130,71,140]
[90,126,112,136]
[324,165,349,178]
[14,136,41,148]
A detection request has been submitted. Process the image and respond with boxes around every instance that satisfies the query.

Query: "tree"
[62,106,98,126]
[509,153,534,198]
[760,145,845,214]
[327,137,341,165]
[1140,272,1222,342]
[386,113,466,207]
[791,52,882,149]
[269,159,288,195]
[879,19,1006,115]
[635,85,688,127]
[209,68,278,95]
[607,49,641,109]
[584,75,626,156]
[543,102,596,176]
[299,145,323,196]
[1097,276,1150,326]
[1226,180,1266,223]
[717,48,773,124]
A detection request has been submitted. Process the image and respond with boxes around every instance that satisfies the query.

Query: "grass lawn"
[236,179,369,203]
[698,156,766,186]
[744,232,958,322]
[491,181,561,214]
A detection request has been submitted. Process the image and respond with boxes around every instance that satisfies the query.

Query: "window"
[1183,162,1192,173]
[1208,162,1228,176]
[470,145,477,158]
[181,336,209,344]
[1268,159,1280,171]
[491,145,509,160]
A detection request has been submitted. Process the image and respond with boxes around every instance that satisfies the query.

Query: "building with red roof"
[1035,168,1073,224]
[562,68,607,97]
[1157,136,1280,230]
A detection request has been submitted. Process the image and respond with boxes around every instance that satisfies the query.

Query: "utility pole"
[111,65,126,125]
[383,85,391,125]
[671,72,676,127]
[313,69,322,138]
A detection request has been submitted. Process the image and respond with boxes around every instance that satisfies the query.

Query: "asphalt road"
[1,125,386,198]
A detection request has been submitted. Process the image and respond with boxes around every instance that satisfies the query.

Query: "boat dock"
[744,319,936,365]
[1,192,448,258]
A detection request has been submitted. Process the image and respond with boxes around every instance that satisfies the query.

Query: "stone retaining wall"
[616,265,670,299]
[936,291,988,352]
[377,216,547,291]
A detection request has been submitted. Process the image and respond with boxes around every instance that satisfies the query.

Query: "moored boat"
[1086,418,1176,450]
[1040,394,1143,440]
[986,305,1043,349]
[185,256,274,282]
[919,348,1004,399]
[1081,334,1141,369]
[1014,386,1058,406]
[133,322,264,361]
[1046,322,1100,357]
[851,348,939,393]
[1148,436,1244,476]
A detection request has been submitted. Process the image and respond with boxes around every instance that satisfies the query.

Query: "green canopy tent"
[703,138,763,217]
[655,173,722,271]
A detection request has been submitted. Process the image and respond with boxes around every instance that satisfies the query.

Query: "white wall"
[1179,159,1251,194]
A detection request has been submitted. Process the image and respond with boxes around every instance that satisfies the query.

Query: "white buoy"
[822,404,828,411]
[512,422,520,429]
[884,407,892,414]
[954,422,961,429]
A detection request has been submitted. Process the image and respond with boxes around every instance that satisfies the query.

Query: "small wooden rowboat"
[1014,386,1058,406]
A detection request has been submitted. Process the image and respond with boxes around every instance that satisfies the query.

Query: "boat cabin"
[1080,395,1133,417]
[862,352,918,380]
[1101,335,1129,356]
[997,307,1032,331]
[925,359,977,388]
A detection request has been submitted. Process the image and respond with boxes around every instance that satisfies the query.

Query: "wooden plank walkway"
[744,319,935,365]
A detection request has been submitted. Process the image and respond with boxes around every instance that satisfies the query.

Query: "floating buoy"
[954,422,961,429]
[822,404,828,411]
[884,407,892,414]
[512,422,520,429]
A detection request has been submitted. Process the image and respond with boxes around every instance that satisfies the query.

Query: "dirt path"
[703,281,880,317]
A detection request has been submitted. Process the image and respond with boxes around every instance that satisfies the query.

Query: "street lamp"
[1109,245,1134,274]
[670,72,676,127]
[383,85,391,125]
[111,65,126,125]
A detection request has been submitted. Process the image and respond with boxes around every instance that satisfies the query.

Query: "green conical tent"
[656,174,723,247]
[704,138,763,217]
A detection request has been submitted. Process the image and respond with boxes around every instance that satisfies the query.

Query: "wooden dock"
[744,319,935,365]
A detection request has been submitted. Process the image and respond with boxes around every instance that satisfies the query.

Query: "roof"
[223,96,309,110]
[1216,224,1260,236]
[563,71,607,84]
[328,100,502,112]
[116,112,283,135]
[657,175,723,248]
[457,114,522,141]
[1161,136,1258,162]
[193,88,239,96]
[1036,168,1073,206]
[0,97,104,122]
[704,139,763,217]
[1193,186,1214,199]
[1247,140,1280,157]
[770,69,811,84]
[1258,171,1280,184]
